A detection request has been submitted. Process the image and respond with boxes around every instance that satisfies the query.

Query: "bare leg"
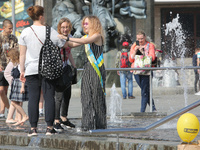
[2,86,9,108]
[0,86,9,114]
[0,98,5,114]
[60,116,67,122]
[39,91,44,116]
[6,103,16,123]
[14,103,22,122]
[12,101,28,125]
[15,109,22,122]
[6,101,22,123]
[54,119,60,124]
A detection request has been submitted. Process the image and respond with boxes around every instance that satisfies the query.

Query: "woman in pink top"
[129,30,157,112]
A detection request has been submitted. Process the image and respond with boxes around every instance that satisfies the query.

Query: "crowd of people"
[4,4,198,137]
[0,5,157,136]
[0,5,107,136]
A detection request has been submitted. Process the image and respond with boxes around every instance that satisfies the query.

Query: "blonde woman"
[59,15,107,131]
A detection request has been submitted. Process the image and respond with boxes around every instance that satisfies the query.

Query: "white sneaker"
[0,114,5,118]
[195,91,200,95]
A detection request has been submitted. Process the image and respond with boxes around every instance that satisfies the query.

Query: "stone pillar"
[145,0,154,41]
[136,0,154,41]
[43,0,57,26]
[132,17,136,42]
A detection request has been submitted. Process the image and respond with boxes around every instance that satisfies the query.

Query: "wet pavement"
[0,86,200,149]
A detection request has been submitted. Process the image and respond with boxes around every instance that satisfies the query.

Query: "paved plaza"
[0,86,200,149]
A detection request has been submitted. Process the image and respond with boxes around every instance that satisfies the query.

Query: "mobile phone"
[136,40,139,46]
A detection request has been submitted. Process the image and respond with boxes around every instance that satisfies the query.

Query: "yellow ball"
[177,113,199,142]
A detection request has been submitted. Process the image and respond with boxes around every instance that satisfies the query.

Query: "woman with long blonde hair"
[59,15,107,131]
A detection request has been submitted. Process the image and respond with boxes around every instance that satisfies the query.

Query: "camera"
[136,40,139,46]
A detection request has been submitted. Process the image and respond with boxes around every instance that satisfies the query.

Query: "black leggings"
[55,86,71,119]
[26,75,56,127]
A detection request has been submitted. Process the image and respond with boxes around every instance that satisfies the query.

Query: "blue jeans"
[120,71,133,98]
[134,74,156,112]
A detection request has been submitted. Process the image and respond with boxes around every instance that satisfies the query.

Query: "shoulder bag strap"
[46,26,51,40]
[30,26,43,45]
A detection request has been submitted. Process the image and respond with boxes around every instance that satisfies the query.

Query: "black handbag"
[71,66,77,84]
[55,49,77,92]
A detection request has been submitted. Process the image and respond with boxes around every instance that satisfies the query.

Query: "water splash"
[165,14,186,58]
[152,70,163,87]
[108,83,122,123]
[162,59,177,87]
[165,14,188,106]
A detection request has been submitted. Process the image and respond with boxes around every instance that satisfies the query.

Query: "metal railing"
[102,66,200,71]
[77,66,200,71]
[78,66,200,112]
[90,100,200,135]
[90,100,200,150]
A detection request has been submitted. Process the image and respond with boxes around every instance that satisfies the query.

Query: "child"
[6,49,29,125]
[4,59,21,124]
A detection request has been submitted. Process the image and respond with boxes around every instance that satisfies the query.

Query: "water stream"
[163,13,188,106]
[108,83,122,123]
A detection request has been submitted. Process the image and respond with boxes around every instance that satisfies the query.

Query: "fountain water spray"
[164,13,188,106]
[162,59,177,87]
[108,83,122,123]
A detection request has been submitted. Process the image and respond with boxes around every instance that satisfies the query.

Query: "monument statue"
[52,0,84,37]
[51,0,147,87]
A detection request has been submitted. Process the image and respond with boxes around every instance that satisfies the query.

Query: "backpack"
[120,51,129,68]
[31,26,63,80]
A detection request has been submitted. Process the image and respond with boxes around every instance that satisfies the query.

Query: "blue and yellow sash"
[84,35,105,95]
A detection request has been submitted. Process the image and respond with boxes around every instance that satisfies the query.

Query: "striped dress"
[81,42,107,130]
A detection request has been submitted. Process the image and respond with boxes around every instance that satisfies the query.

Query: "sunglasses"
[83,22,89,26]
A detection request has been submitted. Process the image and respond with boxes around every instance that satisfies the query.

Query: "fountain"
[151,14,190,105]
[162,59,177,87]
[164,13,188,106]
[108,83,122,123]
[0,4,197,150]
